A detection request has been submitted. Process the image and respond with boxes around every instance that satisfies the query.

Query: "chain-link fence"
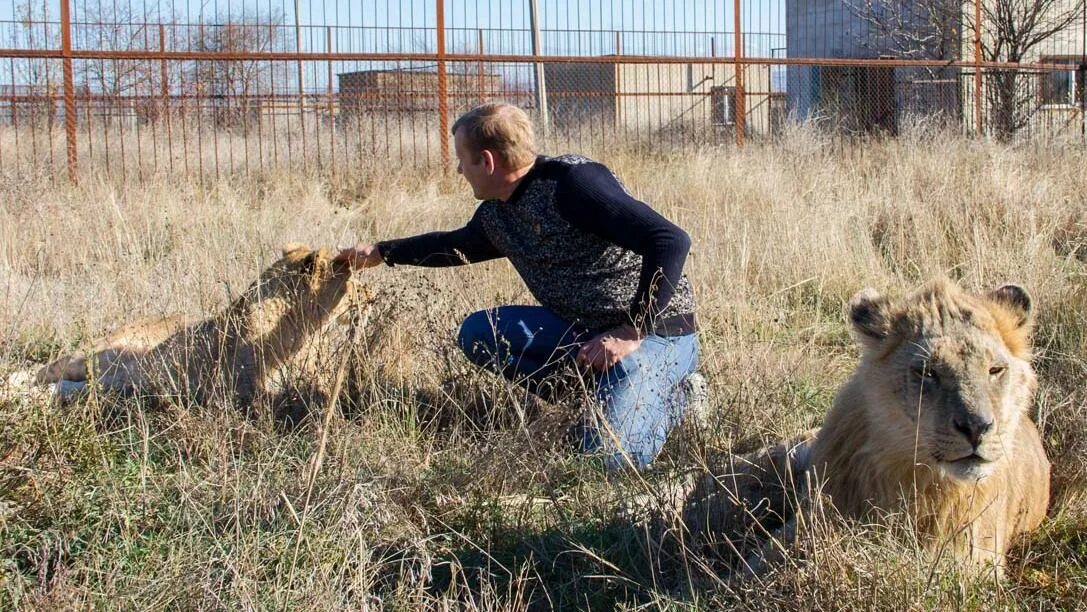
[1,0,1084,182]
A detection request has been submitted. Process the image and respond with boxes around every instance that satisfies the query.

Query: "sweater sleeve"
[553,162,692,331]
[376,207,502,267]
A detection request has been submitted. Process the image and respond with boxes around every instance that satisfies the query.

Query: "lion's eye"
[989,365,1006,377]
[913,365,939,382]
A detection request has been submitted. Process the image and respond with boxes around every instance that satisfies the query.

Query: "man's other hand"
[576,324,644,372]
[335,243,383,270]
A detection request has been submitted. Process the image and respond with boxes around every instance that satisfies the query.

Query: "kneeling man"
[338,102,701,470]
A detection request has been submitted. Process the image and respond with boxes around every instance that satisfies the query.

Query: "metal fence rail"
[1,0,1084,183]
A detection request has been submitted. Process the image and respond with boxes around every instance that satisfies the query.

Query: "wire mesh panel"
[1,1,64,179]
[0,0,1084,182]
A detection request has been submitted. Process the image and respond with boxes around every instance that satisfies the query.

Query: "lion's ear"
[298,251,318,276]
[988,284,1032,328]
[849,287,892,343]
[281,242,309,258]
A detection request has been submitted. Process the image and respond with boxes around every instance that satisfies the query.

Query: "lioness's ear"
[281,242,309,258]
[849,287,892,342]
[331,256,352,276]
[299,251,317,275]
[988,284,1032,328]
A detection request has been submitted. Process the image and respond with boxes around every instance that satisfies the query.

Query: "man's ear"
[480,149,497,174]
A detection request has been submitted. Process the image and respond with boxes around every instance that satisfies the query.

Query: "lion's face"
[849,281,1036,481]
[237,243,356,337]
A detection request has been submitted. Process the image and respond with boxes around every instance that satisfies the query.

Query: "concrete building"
[338,68,505,116]
[0,84,60,126]
[543,60,778,138]
[786,0,962,134]
[785,0,1085,137]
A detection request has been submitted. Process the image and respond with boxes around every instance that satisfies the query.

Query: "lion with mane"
[683,279,1050,574]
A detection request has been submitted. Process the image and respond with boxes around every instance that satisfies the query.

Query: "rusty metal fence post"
[974,0,984,137]
[614,31,621,131]
[326,25,335,176]
[437,0,450,169]
[478,29,485,102]
[160,23,171,159]
[60,0,77,182]
[734,0,745,147]
[295,0,307,164]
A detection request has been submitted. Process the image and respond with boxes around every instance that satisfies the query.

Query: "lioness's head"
[235,243,357,338]
[849,279,1035,481]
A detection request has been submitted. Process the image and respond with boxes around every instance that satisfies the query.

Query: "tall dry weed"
[1,130,1085,608]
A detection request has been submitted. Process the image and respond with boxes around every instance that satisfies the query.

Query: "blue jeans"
[457,305,700,470]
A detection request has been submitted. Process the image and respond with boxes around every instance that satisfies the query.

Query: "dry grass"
[1,126,1086,609]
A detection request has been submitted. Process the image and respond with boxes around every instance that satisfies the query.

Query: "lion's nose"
[953,415,993,448]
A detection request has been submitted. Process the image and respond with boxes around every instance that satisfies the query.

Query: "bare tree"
[74,1,189,125]
[189,10,287,129]
[78,2,149,104]
[6,0,188,128]
[846,0,963,61]
[7,0,60,129]
[980,0,1085,139]
[847,0,1085,140]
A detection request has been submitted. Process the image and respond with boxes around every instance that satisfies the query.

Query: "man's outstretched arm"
[337,212,502,269]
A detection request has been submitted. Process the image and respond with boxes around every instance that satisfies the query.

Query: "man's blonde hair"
[451,102,537,169]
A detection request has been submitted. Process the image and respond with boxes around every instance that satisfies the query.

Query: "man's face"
[454,128,493,200]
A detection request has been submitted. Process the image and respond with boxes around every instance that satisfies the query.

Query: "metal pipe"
[1080,0,1085,141]
[615,31,621,131]
[0,47,1066,71]
[295,0,306,163]
[60,0,77,182]
[734,0,745,146]
[974,0,983,137]
[529,0,549,137]
[160,23,171,156]
[327,26,335,175]
[436,0,449,169]
[478,29,485,103]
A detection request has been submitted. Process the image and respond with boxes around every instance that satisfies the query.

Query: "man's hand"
[576,324,645,372]
[335,243,383,270]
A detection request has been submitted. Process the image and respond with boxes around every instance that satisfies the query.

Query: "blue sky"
[1,1,787,92]
[2,0,786,56]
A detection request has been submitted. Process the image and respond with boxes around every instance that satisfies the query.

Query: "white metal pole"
[528,0,549,138]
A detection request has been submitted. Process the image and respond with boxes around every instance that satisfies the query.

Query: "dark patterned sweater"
[376,154,697,335]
